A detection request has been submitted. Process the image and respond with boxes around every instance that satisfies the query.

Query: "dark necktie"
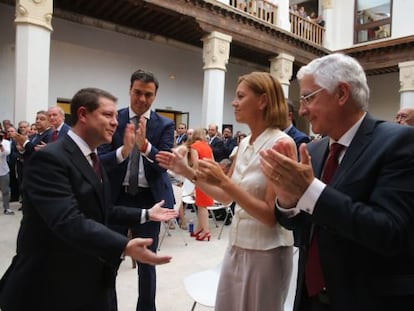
[128,116,140,195]
[305,142,344,297]
[89,152,102,180]
[51,130,58,142]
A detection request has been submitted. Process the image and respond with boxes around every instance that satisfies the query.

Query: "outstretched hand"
[156,146,191,177]
[124,238,172,265]
[197,159,228,186]
[148,200,178,222]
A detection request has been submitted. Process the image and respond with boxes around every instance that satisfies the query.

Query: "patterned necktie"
[89,152,102,180]
[305,143,344,297]
[128,116,139,195]
[51,130,58,142]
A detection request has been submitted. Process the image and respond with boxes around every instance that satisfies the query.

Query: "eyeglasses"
[299,88,324,106]
[395,113,409,121]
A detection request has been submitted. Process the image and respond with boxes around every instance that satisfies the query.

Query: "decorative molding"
[399,61,414,92]
[202,31,232,70]
[270,53,294,86]
[15,0,53,31]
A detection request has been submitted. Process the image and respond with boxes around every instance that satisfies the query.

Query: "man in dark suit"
[285,100,310,149]
[175,122,187,146]
[207,123,225,162]
[222,127,236,159]
[260,53,414,311]
[0,87,176,311]
[14,110,52,160]
[47,105,71,142]
[99,69,175,311]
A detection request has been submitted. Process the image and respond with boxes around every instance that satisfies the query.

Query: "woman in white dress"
[156,72,296,311]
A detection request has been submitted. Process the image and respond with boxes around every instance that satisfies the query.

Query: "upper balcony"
[1,0,412,75]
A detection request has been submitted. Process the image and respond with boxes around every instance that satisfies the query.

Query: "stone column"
[321,0,333,49]
[270,53,294,98]
[399,60,414,108]
[201,31,232,128]
[14,0,53,124]
[276,0,290,31]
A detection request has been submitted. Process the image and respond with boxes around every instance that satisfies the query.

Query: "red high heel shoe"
[196,232,211,241]
[191,229,202,237]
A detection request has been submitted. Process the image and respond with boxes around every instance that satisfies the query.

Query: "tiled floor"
[0,202,228,311]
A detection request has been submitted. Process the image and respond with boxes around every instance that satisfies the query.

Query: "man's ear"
[337,82,351,106]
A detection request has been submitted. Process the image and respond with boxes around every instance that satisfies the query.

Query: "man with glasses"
[261,53,414,311]
[395,107,414,126]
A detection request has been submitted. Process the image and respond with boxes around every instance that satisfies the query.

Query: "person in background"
[0,131,13,215]
[0,87,176,311]
[394,107,414,126]
[5,126,20,202]
[222,127,237,159]
[285,100,310,150]
[207,123,225,162]
[28,123,37,137]
[99,69,175,311]
[157,71,296,311]
[48,105,70,142]
[175,122,187,146]
[186,128,194,142]
[228,132,247,161]
[261,53,414,311]
[186,127,214,241]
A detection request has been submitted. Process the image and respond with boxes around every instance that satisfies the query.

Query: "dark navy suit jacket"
[277,114,414,311]
[99,108,175,208]
[286,124,310,149]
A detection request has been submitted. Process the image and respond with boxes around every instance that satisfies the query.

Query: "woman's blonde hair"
[237,72,288,129]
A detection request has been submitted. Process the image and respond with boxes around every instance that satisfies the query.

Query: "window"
[354,0,392,43]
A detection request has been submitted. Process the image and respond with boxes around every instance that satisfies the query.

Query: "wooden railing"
[229,0,278,26]
[289,12,325,45]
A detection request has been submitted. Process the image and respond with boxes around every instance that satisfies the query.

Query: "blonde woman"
[157,72,296,310]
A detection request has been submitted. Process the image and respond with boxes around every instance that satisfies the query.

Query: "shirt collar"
[67,130,96,157]
[129,107,151,120]
[330,112,366,148]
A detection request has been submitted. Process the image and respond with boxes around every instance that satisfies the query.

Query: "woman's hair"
[237,72,288,129]
[186,127,207,145]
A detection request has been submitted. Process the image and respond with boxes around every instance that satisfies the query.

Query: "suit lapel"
[63,136,106,215]
[331,114,376,187]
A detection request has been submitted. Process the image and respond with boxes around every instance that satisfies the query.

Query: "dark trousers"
[117,188,160,311]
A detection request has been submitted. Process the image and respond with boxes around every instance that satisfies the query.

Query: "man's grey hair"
[297,53,369,111]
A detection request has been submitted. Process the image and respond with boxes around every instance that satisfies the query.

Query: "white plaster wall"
[326,0,355,51]
[391,0,414,39]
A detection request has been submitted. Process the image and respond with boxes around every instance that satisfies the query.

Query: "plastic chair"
[182,178,196,212]
[183,263,222,311]
[207,201,233,240]
[158,184,188,250]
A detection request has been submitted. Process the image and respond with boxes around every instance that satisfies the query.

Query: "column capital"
[16,0,53,31]
[202,31,232,71]
[322,0,333,10]
[269,53,294,86]
[399,60,414,92]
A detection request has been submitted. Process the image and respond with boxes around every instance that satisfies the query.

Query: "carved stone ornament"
[270,53,294,86]
[202,31,232,71]
[15,0,53,31]
[399,61,414,92]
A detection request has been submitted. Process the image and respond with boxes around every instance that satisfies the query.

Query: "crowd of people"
[1,53,414,311]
